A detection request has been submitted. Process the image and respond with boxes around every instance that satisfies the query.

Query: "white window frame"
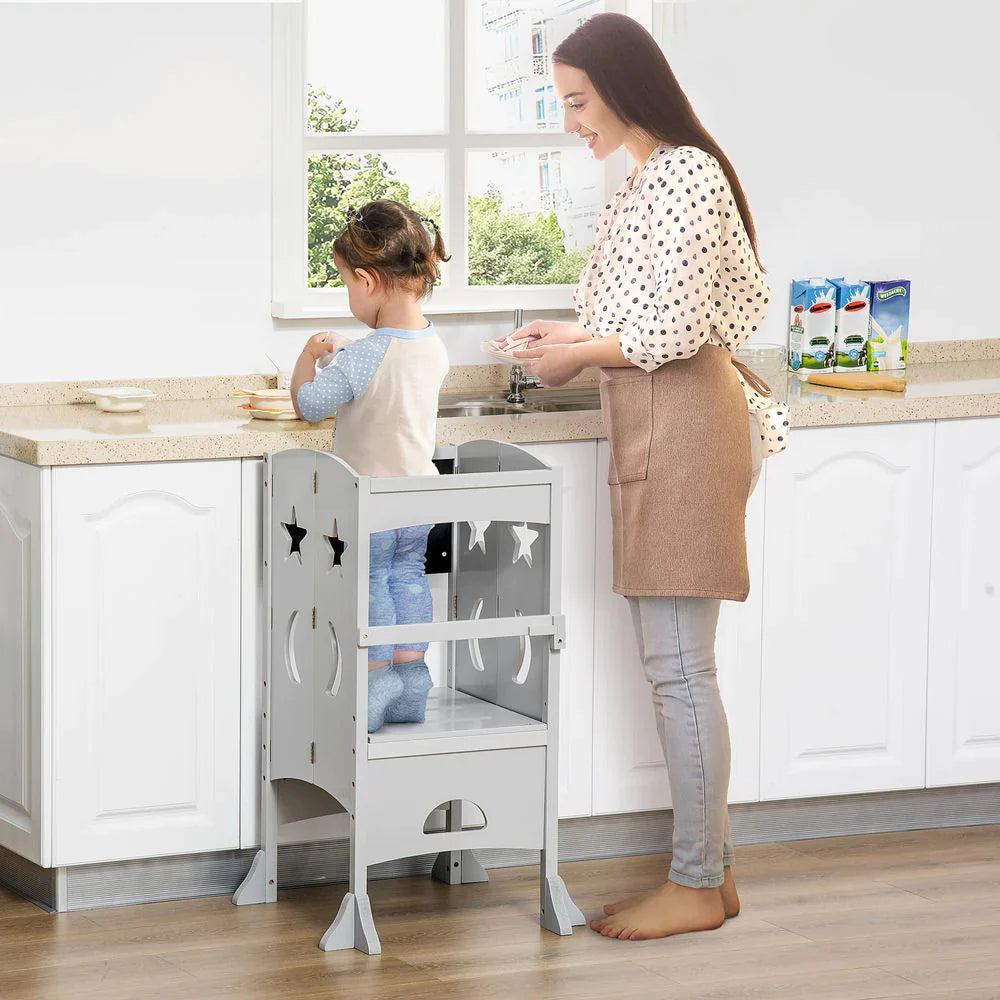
[271,0,652,319]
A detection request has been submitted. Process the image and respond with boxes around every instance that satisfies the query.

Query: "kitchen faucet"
[507,308,542,404]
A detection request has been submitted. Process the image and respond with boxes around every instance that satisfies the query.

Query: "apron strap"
[732,358,773,398]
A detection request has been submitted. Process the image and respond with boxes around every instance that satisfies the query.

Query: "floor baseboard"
[3,782,998,912]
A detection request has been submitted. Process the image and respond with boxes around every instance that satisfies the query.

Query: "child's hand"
[302,332,338,363]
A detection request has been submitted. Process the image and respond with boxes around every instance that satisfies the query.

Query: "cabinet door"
[518,441,597,819]
[760,423,934,801]
[0,457,47,865]
[592,441,764,814]
[927,418,1000,786]
[51,460,242,865]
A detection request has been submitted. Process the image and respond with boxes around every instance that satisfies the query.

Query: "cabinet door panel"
[760,423,933,800]
[518,441,597,819]
[0,457,46,864]
[52,460,242,865]
[927,418,1000,786]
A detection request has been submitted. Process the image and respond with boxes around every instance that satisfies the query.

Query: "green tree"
[306,88,589,289]
[307,87,418,288]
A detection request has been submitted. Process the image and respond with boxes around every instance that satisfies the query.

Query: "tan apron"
[599,344,752,601]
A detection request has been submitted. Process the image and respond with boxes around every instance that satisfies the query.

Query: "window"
[272,0,640,318]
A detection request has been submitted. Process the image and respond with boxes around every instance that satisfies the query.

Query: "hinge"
[311,606,317,629]
[452,594,458,618]
[313,471,318,494]
[309,741,316,764]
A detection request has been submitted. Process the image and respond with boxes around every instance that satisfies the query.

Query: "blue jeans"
[368,524,434,663]
[627,595,735,889]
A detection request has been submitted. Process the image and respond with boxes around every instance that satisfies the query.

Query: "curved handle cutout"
[512,609,531,685]
[422,800,488,834]
[468,597,486,672]
[285,609,302,685]
[324,621,342,698]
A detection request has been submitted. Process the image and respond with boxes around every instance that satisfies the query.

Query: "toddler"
[291,200,450,733]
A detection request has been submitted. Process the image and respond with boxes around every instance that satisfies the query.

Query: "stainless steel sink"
[437,401,527,418]
[437,387,601,419]
[525,389,602,412]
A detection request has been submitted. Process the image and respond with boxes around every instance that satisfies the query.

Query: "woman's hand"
[508,319,591,348]
[511,343,585,388]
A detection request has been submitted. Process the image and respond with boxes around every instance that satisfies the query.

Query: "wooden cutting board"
[803,372,907,392]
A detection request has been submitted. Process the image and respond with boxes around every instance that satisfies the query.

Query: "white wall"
[1,2,994,384]
[1,4,275,382]
[659,0,998,347]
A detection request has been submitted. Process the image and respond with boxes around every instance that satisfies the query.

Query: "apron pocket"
[600,376,653,485]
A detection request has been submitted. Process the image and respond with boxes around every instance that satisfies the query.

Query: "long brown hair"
[553,13,764,272]
[332,199,450,297]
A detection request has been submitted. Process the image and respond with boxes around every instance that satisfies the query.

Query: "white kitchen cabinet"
[50,460,242,865]
[518,441,598,819]
[240,457,265,848]
[926,418,1000,786]
[760,422,934,801]
[592,440,765,815]
[0,456,47,865]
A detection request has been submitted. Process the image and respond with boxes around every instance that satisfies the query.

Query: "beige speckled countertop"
[3,348,1000,467]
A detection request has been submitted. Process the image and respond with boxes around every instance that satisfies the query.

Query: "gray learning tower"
[233,440,586,954]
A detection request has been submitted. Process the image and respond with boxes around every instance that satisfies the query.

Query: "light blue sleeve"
[295,336,390,422]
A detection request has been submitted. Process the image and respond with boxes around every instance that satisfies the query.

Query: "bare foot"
[602,865,740,919]
[590,881,726,940]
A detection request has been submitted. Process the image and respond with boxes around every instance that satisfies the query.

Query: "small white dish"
[232,388,293,411]
[481,334,536,365]
[82,386,157,412]
[239,403,300,421]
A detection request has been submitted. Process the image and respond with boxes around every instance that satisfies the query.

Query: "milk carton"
[867,280,910,371]
[788,279,836,372]
[830,278,870,372]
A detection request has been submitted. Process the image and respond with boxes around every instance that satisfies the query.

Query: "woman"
[512,13,770,941]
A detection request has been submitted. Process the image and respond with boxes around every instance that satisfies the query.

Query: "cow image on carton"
[788,279,836,372]
[830,278,871,372]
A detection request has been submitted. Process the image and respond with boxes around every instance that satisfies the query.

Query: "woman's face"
[553,63,629,161]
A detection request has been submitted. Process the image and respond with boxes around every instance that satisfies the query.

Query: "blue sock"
[368,665,404,734]
[384,661,433,724]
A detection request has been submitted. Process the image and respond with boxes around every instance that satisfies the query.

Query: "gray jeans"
[626,595,735,889]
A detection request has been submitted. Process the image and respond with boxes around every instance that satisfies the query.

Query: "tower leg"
[540,868,586,935]
[431,801,489,885]
[233,778,278,905]
[318,817,381,954]
[432,849,489,885]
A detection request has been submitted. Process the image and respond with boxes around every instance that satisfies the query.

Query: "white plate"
[480,335,536,365]
[82,386,157,412]
[239,404,301,421]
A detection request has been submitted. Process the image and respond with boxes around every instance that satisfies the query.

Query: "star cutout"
[324,519,346,571]
[281,506,308,562]
[467,519,491,554]
[509,522,539,567]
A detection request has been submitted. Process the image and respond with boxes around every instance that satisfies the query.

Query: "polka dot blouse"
[573,144,783,440]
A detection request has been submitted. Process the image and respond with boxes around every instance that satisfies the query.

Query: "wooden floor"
[2,825,999,1000]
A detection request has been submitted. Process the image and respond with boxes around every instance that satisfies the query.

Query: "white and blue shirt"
[296,324,449,478]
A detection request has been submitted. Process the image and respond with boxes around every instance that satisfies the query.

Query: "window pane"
[468,148,601,286]
[307,151,445,289]
[307,1,447,134]
[468,0,605,132]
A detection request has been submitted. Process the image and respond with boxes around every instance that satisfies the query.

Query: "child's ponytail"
[332,200,450,298]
